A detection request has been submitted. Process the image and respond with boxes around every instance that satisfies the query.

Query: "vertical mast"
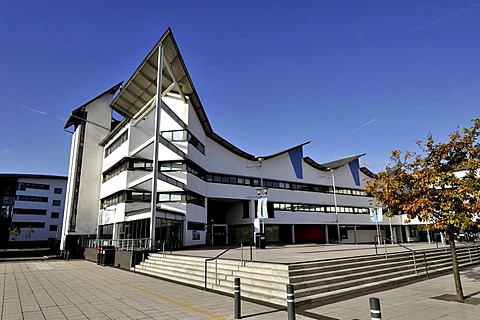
[150,45,164,248]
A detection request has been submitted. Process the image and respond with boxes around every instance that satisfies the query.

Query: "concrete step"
[131,244,480,308]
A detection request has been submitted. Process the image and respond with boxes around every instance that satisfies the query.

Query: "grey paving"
[1,242,479,319]
[0,260,310,320]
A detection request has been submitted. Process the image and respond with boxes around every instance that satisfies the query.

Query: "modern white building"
[62,29,422,252]
[0,174,67,246]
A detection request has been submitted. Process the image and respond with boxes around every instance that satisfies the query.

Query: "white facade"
[63,29,426,250]
[61,84,122,251]
[0,174,67,243]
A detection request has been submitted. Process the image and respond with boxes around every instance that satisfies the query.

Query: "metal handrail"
[204,236,253,290]
[374,235,421,274]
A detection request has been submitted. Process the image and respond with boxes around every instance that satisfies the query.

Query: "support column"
[150,45,164,248]
[325,225,329,244]
[291,225,295,244]
[354,225,358,244]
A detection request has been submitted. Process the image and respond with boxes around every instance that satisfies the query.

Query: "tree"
[26,226,34,241]
[366,119,480,302]
[10,225,21,240]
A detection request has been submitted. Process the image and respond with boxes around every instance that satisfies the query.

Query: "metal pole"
[423,253,429,278]
[241,242,243,266]
[369,297,382,320]
[234,278,241,319]
[413,252,417,274]
[389,216,394,244]
[287,284,296,320]
[331,169,341,244]
[150,44,164,249]
[259,158,265,235]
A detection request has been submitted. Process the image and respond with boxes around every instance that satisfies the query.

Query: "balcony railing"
[81,238,151,251]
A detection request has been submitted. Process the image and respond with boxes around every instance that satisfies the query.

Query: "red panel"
[295,225,325,243]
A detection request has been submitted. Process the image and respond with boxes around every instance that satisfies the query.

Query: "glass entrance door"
[211,224,228,246]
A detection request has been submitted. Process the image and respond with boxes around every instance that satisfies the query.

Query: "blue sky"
[1,1,480,176]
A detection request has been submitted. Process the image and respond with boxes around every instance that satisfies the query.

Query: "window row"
[101,190,205,209]
[205,172,367,197]
[105,131,128,157]
[18,182,50,191]
[16,195,48,202]
[103,158,153,182]
[161,130,205,154]
[13,209,60,218]
[273,202,370,214]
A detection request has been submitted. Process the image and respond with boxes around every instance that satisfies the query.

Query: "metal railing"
[81,238,151,251]
[374,235,429,276]
[456,241,480,263]
[204,237,253,290]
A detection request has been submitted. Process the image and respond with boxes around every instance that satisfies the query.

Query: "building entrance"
[211,224,228,246]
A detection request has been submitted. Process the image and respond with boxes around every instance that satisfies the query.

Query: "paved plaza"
[0,243,479,319]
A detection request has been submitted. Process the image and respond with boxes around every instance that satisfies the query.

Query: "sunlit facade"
[62,29,422,251]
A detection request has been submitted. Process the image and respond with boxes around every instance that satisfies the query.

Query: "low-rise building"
[0,174,67,247]
[62,29,419,252]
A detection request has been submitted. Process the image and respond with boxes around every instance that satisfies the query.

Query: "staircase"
[132,244,480,307]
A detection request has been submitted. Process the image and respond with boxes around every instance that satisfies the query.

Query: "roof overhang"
[304,154,366,171]
[64,82,122,129]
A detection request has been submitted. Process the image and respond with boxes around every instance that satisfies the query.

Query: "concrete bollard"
[287,284,295,320]
[234,278,241,319]
[369,297,381,320]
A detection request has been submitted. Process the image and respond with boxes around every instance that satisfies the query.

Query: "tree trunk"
[448,230,464,302]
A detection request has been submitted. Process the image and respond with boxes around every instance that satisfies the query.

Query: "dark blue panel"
[349,159,361,186]
[288,147,303,179]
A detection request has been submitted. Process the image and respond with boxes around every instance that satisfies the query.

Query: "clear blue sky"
[1,1,480,176]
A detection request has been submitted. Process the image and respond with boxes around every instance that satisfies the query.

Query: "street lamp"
[254,157,268,249]
[327,168,341,244]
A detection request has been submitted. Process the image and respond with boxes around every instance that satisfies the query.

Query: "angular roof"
[109,28,309,162]
[260,142,310,160]
[64,82,122,129]
[304,154,366,171]
[95,29,374,172]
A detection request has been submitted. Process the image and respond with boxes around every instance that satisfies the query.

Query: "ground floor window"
[155,218,183,250]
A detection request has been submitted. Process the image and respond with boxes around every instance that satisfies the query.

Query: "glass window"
[51,212,60,219]
[52,200,61,206]
[172,162,183,170]
[172,130,185,141]
[171,194,182,201]
[54,188,62,194]
[162,131,173,140]
[159,194,170,201]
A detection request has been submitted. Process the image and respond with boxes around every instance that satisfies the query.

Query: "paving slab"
[1,242,479,319]
[0,260,311,320]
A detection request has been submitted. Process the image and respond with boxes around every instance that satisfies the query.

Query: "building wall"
[62,91,117,251]
[10,176,67,242]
